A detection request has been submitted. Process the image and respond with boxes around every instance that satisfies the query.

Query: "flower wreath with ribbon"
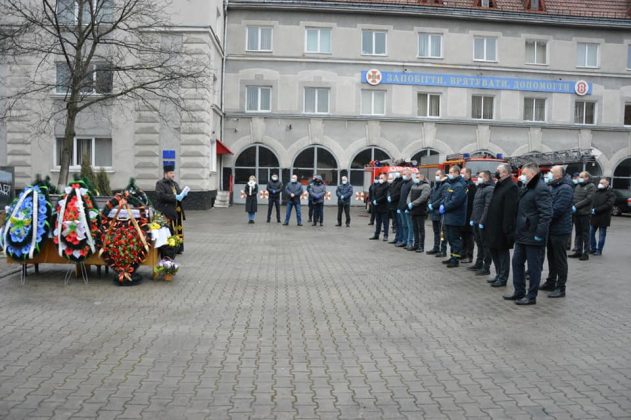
[1,184,52,260]
[99,193,151,283]
[52,180,101,262]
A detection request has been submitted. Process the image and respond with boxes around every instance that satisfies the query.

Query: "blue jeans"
[247,212,256,221]
[402,211,414,246]
[285,200,302,224]
[512,243,545,300]
[590,225,607,253]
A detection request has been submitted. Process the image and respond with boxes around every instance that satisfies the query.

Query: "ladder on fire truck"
[506,148,595,170]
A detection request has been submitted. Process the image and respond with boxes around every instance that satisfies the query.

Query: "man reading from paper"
[155,163,189,253]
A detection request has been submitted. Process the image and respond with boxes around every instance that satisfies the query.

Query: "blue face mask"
[447,174,455,180]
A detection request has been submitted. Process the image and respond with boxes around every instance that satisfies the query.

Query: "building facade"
[0,0,226,209]
[224,0,631,204]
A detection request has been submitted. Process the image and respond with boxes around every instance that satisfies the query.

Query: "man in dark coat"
[570,171,596,260]
[155,164,187,250]
[283,175,304,226]
[440,165,467,268]
[427,170,448,257]
[460,167,477,263]
[539,166,574,298]
[244,175,258,224]
[388,172,403,245]
[590,177,616,256]
[397,169,414,249]
[468,170,494,276]
[367,178,379,225]
[486,164,518,288]
[309,175,326,226]
[266,173,283,223]
[407,173,431,252]
[369,173,390,241]
[504,162,552,305]
[335,176,353,227]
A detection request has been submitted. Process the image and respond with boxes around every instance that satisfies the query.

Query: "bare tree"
[0,0,210,186]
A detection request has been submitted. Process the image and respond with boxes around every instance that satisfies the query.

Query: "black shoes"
[446,258,459,268]
[282,222,288,226]
[487,277,498,284]
[369,236,379,240]
[248,220,255,224]
[442,258,451,264]
[491,280,507,288]
[266,220,270,223]
[548,289,566,298]
[515,297,536,305]
[568,253,581,258]
[297,223,303,226]
[503,294,524,301]
[368,222,374,226]
[346,224,350,228]
[383,237,388,242]
[460,258,472,264]
[435,252,447,258]
[539,281,556,291]
[415,248,424,253]
[426,249,438,255]
[475,269,491,276]
[579,254,589,261]
[335,223,342,227]
[468,264,483,271]
[395,243,406,248]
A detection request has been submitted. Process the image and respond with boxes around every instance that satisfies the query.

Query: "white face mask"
[519,174,528,184]
[413,177,420,184]
[476,178,483,185]
[544,173,553,184]
[379,179,385,184]
[598,183,606,189]
[402,175,409,181]
[342,179,347,184]
[573,179,579,184]
[291,178,298,183]
[577,177,585,184]
[271,176,278,181]
[435,176,441,182]
[447,174,455,180]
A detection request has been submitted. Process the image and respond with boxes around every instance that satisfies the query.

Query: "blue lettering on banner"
[361,70,591,95]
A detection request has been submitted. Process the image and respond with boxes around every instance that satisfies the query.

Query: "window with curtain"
[472,96,494,120]
[246,26,273,51]
[576,42,598,68]
[305,28,331,53]
[417,93,440,117]
[523,98,546,122]
[574,101,595,125]
[245,86,272,112]
[361,90,386,115]
[304,87,330,114]
[361,30,387,55]
[55,137,112,168]
[473,36,497,61]
[418,33,442,58]
[525,40,547,65]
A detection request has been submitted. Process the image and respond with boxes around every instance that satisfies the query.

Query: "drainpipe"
[220,0,228,191]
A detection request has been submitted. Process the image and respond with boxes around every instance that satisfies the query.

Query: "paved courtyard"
[1,206,630,420]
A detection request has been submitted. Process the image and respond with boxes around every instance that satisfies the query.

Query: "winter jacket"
[285,181,303,203]
[397,179,413,211]
[548,176,574,236]
[336,183,353,205]
[470,181,494,225]
[591,188,615,227]
[407,180,431,217]
[486,177,518,250]
[388,178,403,209]
[309,182,327,204]
[155,178,183,221]
[368,182,378,202]
[373,182,390,213]
[428,180,447,222]
[244,183,258,213]
[442,176,467,227]
[573,182,596,216]
[462,180,477,232]
[515,173,553,246]
[266,179,283,199]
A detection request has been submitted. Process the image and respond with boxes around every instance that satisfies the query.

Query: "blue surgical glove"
[387,196,391,203]
[428,203,433,211]
[591,208,595,215]
[469,220,475,227]
[408,202,413,210]
[479,224,484,229]
[182,189,189,198]
[534,236,543,242]
[439,204,445,215]
[176,193,184,201]
[372,200,377,206]
[572,205,576,213]
[396,209,401,214]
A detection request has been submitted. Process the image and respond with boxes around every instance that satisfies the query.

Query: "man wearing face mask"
[427,170,448,257]
[336,176,353,227]
[283,175,304,226]
[589,177,615,256]
[468,171,494,276]
[388,172,404,246]
[485,164,518,288]
[266,174,283,223]
[306,176,316,223]
[460,167,477,264]
[310,175,326,226]
[369,173,390,241]
[397,169,415,249]
[539,166,573,298]
[569,171,596,261]
[244,175,259,224]
[440,166,468,267]
[504,162,552,305]
[407,173,431,252]
[367,177,380,226]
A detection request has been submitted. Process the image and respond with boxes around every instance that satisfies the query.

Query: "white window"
[472,95,494,120]
[361,90,386,115]
[304,87,330,114]
[574,101,595,125]
[418,33,442,58]
[246,26,272,51]
[56,0,113,25]
[524,98,546,122]
[627,45,631,70]
[417,93,440,117]
[55,137,112,168]
[525,40,547,65]
[473,36,497,62]
[245,86,272,112]
[55,62,113,95]
[305,28,331,54]
[361,30,387,55]
[576,42,599,68]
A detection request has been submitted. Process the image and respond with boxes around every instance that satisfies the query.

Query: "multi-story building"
[224,0,631,204]
[0,0,225,209]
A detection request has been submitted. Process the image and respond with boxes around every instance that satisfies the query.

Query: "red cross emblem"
[366,69,382,86]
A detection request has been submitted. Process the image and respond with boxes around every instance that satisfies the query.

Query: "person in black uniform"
[155,163,188,253]
[266,173,283,223]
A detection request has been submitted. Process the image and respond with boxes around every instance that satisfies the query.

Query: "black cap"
[163,163,175,172]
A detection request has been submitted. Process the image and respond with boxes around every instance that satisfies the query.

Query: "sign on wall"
[0,166,15,210]
[362,69,591,95]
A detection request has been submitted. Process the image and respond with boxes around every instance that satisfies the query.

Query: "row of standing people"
[242,174,354,227]
[366,163,616,305]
